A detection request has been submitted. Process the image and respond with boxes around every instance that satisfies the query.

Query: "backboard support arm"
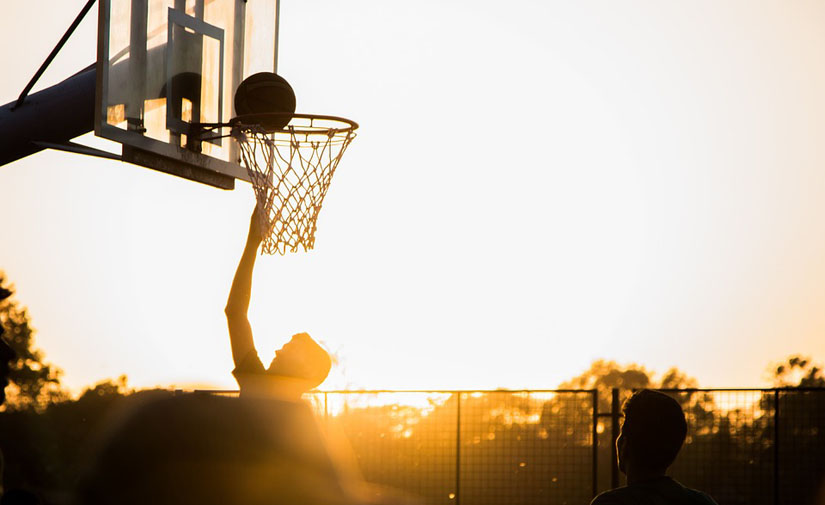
[13,0,98,110]
[31,141,121,161]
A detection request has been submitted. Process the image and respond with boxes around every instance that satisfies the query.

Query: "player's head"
[617,389,687,474]
[268,333,331,390]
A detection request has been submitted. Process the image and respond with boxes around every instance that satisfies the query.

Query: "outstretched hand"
[247,204,266,246]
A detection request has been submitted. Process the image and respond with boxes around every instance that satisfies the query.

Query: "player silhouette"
[225,205,331,399]
[590,389,718,505]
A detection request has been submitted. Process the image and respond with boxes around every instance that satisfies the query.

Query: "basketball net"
[232,115,357,255]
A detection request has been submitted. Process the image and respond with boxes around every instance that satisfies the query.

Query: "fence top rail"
[649,387,825,393]
[189,387,825,396]
[317,389,598,394]
[191,388,600,395]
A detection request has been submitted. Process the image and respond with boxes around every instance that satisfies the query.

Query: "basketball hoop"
[228,113,358,255]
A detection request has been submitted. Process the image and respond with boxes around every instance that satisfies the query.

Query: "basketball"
[234,72,297,131]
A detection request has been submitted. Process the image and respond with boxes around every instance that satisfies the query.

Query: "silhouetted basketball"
[234,72,296,131]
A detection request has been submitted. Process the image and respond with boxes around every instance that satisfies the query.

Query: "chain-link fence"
[307,391,459,504]
[306,390,597,505]
[778,389,825,505]
[637,389,825,505]
[649,389,776,505]
[201,388,825,505]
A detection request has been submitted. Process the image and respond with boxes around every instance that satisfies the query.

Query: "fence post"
[611,388,620,489]
[774,389,779,505]
[592,389,599,498]
[455,392,461,505]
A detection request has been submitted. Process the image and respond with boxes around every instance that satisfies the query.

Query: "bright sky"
[2,0,825,394]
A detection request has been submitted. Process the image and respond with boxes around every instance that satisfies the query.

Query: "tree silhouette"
[760,355,825,505]
[0,376,134,499]
[0,273,65,411]
[770,355,825,387]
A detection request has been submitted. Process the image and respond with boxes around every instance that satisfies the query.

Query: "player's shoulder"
[681,486,719,505]
[591,478,719,505]
[668,477,719,505]
[590,487,635,505]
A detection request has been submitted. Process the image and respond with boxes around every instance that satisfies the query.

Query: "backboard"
[96,0,278,189]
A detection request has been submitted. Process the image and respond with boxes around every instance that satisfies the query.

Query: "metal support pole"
[13,0,97,110]
[611,388,620,489]
[455,392,461,505]
[774,389,780,505]
[0,65,97,167]
[592,389,599,498]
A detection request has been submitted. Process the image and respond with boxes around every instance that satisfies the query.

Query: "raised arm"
[224,207,264,367]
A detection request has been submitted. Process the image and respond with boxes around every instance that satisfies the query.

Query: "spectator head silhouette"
[617,389,687,476]
[0,286,16,406]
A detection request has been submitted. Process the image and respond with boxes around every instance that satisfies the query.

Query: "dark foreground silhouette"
[73,393,413,505]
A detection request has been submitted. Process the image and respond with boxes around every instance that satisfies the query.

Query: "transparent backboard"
[96,0,278,188]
